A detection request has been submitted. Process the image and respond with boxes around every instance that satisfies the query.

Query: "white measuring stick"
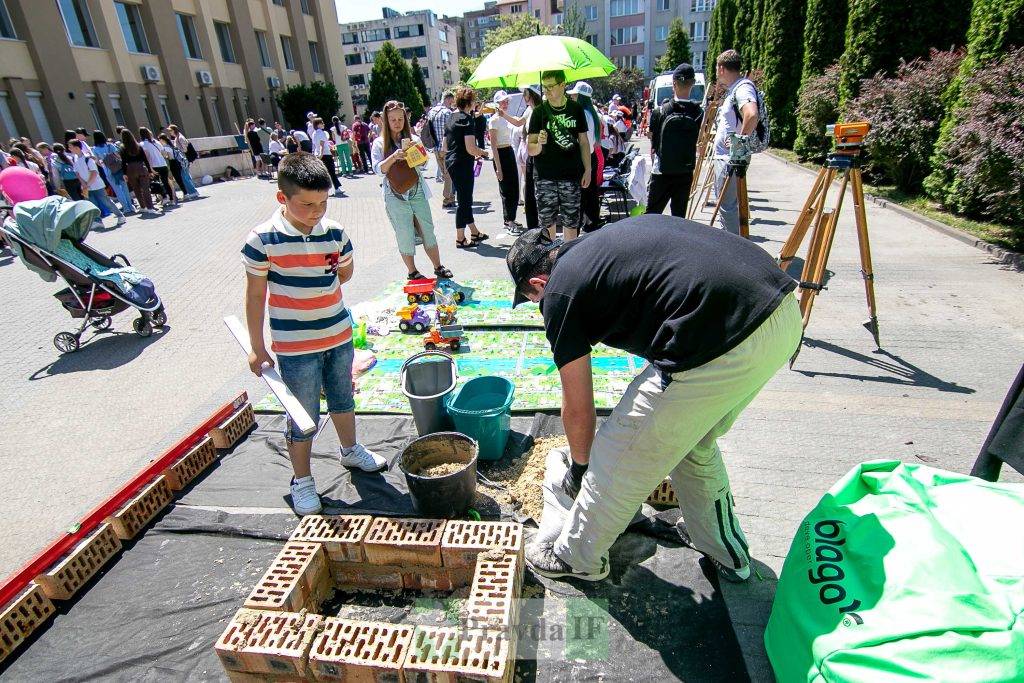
[224,315,317,435]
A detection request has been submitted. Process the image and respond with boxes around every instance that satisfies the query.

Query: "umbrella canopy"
[467,35,616,89]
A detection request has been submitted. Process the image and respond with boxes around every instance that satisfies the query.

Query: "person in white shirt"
[712,49,760,235]
[305,111,316,142]
[496,84,542,230]
[330,116,354,175]
[167,124,200,199]
[293,127,312,153]
[139,127,176,207]
[268,132,286,172]
[312,117,342,195]
[69,139,125,226]
[487,90,523,234]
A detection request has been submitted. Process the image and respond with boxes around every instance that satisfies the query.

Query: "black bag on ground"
[656,100,703,175]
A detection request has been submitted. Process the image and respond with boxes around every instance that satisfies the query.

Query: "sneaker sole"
[293,504,322,515]
[526,559,610,582]
[339,460,388,473]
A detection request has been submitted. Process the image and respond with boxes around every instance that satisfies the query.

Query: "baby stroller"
[0,196,166,353]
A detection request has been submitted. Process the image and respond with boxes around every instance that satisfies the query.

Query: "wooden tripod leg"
[779,166,830,268]
[689,158,717,219]
[802,175,848,327]
[850,169,880,347]
[737,174,750,238]
[798,207,830,322]
[708,172,731,227]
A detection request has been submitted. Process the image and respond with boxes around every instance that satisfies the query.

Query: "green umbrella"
[467,35,616,89]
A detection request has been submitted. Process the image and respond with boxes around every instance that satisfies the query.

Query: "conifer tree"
[367,42,425,121]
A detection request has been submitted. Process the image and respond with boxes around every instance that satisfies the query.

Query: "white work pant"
[713,158,741,236]
[545,294,802,574]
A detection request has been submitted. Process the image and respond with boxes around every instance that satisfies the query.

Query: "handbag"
[385,143,419,195]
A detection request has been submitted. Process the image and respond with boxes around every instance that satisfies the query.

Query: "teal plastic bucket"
[445,376,515,461]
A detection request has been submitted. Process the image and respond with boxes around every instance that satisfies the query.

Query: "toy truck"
[435,279,468,304]
[424,325,464,352]
[396,304,430,333]
[404,278,436,304]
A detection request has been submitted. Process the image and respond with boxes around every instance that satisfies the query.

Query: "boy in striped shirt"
[242,153,385,515]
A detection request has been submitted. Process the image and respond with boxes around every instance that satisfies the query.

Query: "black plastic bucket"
[399,432,478,518]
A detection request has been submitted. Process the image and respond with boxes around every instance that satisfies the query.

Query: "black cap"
[506,228,563,307]
[672,63,696,82]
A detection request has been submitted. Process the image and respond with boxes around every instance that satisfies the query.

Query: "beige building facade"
[0,0,351,143]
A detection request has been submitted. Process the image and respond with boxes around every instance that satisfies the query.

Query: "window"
[348,74,365,87]
[177,14,202,59]
[421,67,429,79]
[394,24,424,38]
[584,5,597,20]
[109,94,126,127]
[85,93,102,130]
[0,1,16,39]
[26,92,54,143]
[553,12,563,25]
[510,4,522,13]
[690,20,708,41]
[440,49,450,64]
[308,41,321,73]
[254,30,271,67]
[585,33,598,46]
[299,0,312,14]
[57,0,99,47]
[399,46,427,60]
[609,0,641,17]
[342,31,359,45]
[159,95,171,127]
[438,28,447,42]
[272,0,284,5]
[361,28,390,42]
[611,26,641,45]
[614,54,639,69]
[214,21,235,63]
[655,25,668,41]
[345,53,362,66]
[0,92,18,137]
[534,9,540,18]
[657,0,670,10]
[280,36,295,70]
[115,2,150,53]
[694,50,705,69]
[141,94,157,131]
[691,0,714,11]
[364,51,376,63]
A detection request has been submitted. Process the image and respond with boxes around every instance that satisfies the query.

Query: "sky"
[334,0,482,24]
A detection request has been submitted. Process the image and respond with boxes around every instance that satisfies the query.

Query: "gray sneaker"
[677,524,750,583]
[525,542,609,582]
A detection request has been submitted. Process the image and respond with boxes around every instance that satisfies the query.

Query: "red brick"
[362,517,445,567]
[163,436,217,490]
[245,542,330,612]
[463,551,521,632]
[308,617,414,682]
[0,584,55,665]
[402,567,454,592]
[290,515,370,563]
[331,563,404,592]
[403,626,514,683]
[35,522,121,600]
[210,403,256,450]
[216,608,323,677]
[445,565,477,589]
[440,521,523,568]
[105,475,174,540]
[225,671,307,682]
[646,478,677,507]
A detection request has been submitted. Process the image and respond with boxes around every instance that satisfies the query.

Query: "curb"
[765,152,1024,273]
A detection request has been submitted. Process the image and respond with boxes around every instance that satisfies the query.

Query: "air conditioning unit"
[141,64,161,83]
[267,76,281,89]
[196,70,213,86]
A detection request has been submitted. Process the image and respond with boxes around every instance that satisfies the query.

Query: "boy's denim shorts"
[276,341,355,443]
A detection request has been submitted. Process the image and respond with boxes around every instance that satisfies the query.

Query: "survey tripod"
[686,98,719,219]
[706,135,750,238]
[778,122,879,365]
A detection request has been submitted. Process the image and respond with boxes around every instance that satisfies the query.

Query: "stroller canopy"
[7,196,99,252]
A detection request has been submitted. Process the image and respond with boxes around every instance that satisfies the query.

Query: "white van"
[648,71,706,110]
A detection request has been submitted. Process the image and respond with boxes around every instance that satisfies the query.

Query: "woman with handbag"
[371,100,453,281]
[120,129,159,216]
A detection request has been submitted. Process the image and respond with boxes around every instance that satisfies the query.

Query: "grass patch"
[767,148,1022,253]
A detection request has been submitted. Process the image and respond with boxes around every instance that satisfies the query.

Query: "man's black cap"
[507,228,563,307]
[672,63,696,82]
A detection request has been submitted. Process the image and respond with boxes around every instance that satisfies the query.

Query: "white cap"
[612,94,621,101]
[567,82,593,97]
[492,90,511,104]
[521,84,541,99]
[306,111,316,118]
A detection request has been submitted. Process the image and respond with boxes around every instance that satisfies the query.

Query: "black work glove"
[561,460,588,500]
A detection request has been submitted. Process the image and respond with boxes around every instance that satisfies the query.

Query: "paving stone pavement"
[0,145,1021,681]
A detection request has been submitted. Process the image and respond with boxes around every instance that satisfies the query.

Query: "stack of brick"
[217,516,524,682]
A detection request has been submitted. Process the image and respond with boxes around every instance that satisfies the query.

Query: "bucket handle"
[400,350,458,401]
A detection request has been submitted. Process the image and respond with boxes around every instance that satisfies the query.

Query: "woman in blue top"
[92,131,135,215]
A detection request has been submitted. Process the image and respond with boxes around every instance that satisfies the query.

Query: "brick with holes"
[463,550,522,632]
[244,542,330,612]
[0,584,55,665]
[332,563,405,592]
[35,522,122,600]
[404,626,515,683]
[163,436,217,490]
[210,402,256,450]
[402,567,454,592]
[362,517,446,567]
[289,514,370,563]
[440,520,523,568]
[646,478,677,507]
[105,475,174,540]
[308,617,414,682]
[216,608,323,677]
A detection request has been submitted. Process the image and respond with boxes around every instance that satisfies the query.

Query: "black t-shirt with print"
[540,214,797,373]
[528,98,588,181]
[445,111,475,167]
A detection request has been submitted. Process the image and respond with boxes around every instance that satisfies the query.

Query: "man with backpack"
[424,91,456,208]
[712,49,768,235]
[646,63,703,218]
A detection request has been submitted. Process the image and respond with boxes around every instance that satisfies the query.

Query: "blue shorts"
[276,341,355,442]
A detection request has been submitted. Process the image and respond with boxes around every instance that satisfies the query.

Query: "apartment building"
[340,8,460,113]
[462,0,565,58]
[0,0,351,144]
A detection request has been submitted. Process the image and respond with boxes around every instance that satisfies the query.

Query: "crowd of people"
[0,124,201,227]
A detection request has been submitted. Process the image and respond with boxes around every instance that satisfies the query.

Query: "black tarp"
[1,415,748,682]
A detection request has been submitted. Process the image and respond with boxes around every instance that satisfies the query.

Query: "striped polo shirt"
[241,208,353,356]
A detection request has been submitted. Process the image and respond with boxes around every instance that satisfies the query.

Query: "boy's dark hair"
[540,70,566,85]
[258,118,266,126]
[277,152,332,197]
[75,127,87,136]
[716,49,742,73]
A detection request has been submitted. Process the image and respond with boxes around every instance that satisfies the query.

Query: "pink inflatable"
[0,165,47,206]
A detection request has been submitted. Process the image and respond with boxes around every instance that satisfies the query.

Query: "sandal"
[456,238,475,249]
[434,265,453,279]
[470,232,490,244]
[408,270,426,281]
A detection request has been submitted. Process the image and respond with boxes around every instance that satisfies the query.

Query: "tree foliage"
[793,63,841,161]
[411,56,431,111]
[658,18,693,73]
[367,42,426,121]
[801,0,848,78]
[590,66,647,105]
[561,1,588,40]
[707,0,738,83]
[275,81,341,130]
[758,0,807,146]
[732,0,761,71]
[483,14,551,55]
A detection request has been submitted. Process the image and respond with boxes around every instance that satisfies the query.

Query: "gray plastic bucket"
[400,351,458,436]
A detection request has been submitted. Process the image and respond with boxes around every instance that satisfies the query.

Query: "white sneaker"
[115,216,127,226]
[290,476,322,515]
[143,209,160,216]
[339,443,387,472]
[91,220,104,229]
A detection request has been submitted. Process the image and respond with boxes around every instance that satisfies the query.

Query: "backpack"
[729,78,771,153]
[56,159,77,181]
[185,142,198,163]
[102,147,123,174]
[420,107,439,151]
[656,100,703,174]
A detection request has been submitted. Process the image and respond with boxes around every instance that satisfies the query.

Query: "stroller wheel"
[54,332,80,354]
[133,317,153,338]
[90,315,112,331]
[152,308,168,327]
